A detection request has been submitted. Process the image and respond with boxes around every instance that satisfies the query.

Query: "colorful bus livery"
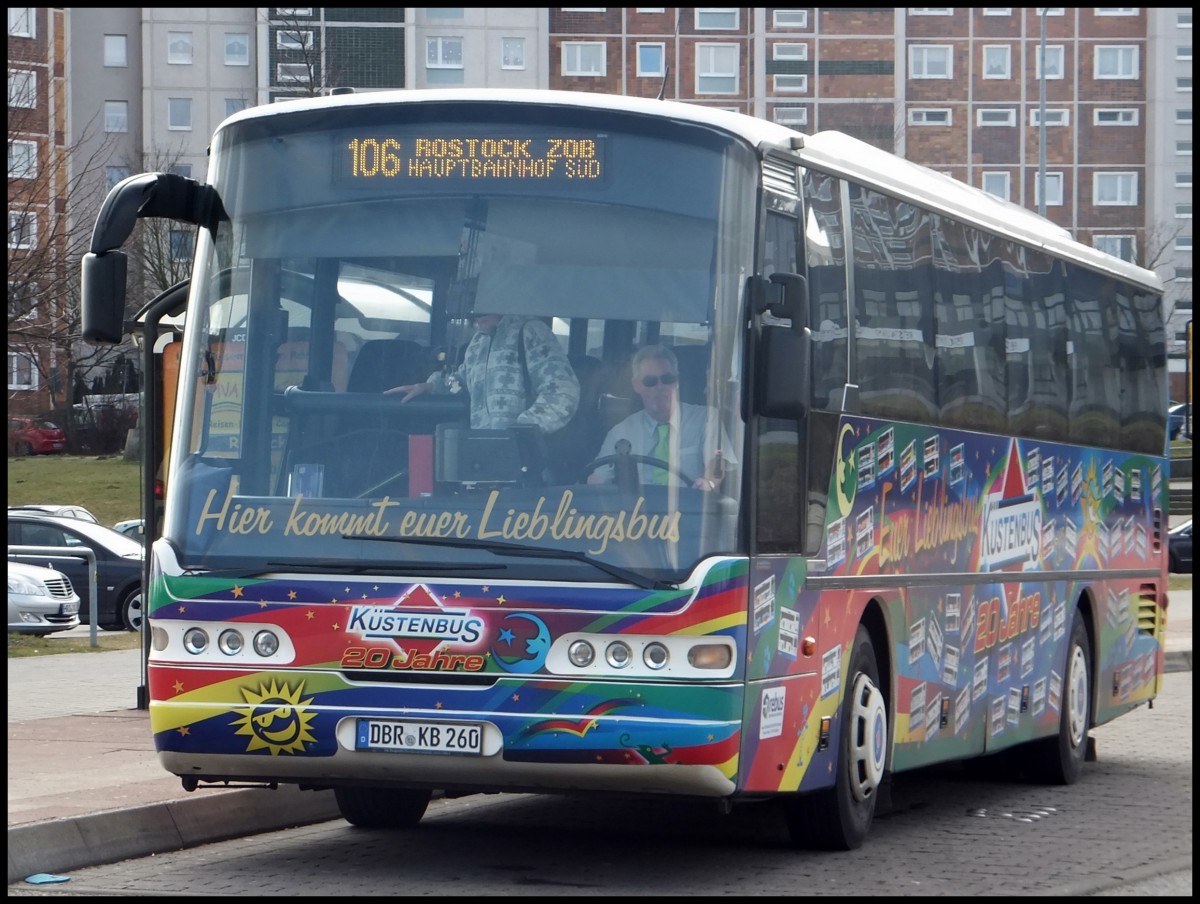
[83,89,1168,850]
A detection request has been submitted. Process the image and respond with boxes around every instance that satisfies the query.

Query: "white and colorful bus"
[82,89,1170,850]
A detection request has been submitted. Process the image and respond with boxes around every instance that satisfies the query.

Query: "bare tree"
[268,10,347,99]
[7,106,121,410]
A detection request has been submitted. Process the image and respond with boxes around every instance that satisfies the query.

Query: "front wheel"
[785,625,887,850]
[335,786,431,829]
[121,587,144,632]
[1018,612,1091,784]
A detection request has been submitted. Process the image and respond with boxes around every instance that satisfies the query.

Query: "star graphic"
[173,681,185,693]
[288,590,297,600]
[332,622,341,631]
[177,605,186,614]
[512,693,520,702]
[497,595,507,605]
[306,610,315,620]
[499,627,515,644]
[258,600,268,608]
[482,586,489,593]
[231,585,244,598]
[177,726,190,736]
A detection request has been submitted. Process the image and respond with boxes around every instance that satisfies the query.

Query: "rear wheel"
[1018,612,1091,784]
[335,786,431,829]
[14,440,32,456]
[785,625,887,850]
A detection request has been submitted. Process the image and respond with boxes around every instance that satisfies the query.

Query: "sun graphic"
[231,679,318,755]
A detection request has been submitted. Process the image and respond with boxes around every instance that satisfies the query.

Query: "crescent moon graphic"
[492,613,552,674]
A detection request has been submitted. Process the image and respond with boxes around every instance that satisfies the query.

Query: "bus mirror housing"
[81,172,221,344]
[749,272,811,419]
[81,251,128,344]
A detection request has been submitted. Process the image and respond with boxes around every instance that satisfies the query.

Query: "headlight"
[643,642,670,670]
[217,629,244,656]
[182,628,209,655]
[7,575,42,595]
[605,641,633,669]
[253,630,280,657]
[567,640,595,667]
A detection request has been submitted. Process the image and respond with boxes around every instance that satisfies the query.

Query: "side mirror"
[748,272,811,419]
[81,251,128,344]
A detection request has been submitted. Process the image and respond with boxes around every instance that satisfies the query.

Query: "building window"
[501,37,525,70]
[425,7,463,16]
[104,34,128,68]
[1178,46,1193,62]
[167,97,193,131]
[910,8,953,14]
[982,8,1012,15]
[1179,140,1193,155]
[1095,45,1138,78]
[9,281,37,321]
[1176,236,1193,252]
[773,74,808,93]
[1035,172,1064,207]
[1178,204,1193,219]
[1094,107,1138,125]
[562,42,606,76]
[1094,234,1136,262]
[773,106,807,126]
[1037,45,1065,79]
[1030,108,1069,126]
[105,165,130,191]
[225,97,248,117]
[1175,266,1193,281]
[276,29,313,51]
[8,211,36,249]
[225,33,249,66]
[1094,172,1137,206]
[1179,77,1193,92]
[170,228,195,261]
[977,108,1017,126]
[9,353,38,390]
[8,69,35,108]
[276,8,313,16]
[910,45,953,79]
[1178,109,1193,124]
[1179,11,1192,28]
[909,108,951,125]
[695,9,738,30]
[773,43,807,61]
[1177,172,1193,188]
[276,63,311,83]
[168,163,192,179]
[773,9,808,28]
[637,42,665,77]
[982,171,1011,200]
[983,45,1011,78]
[696,43,738,94]
[104,100,129,133]
[167,31,193,65]
[426,37,464,69]
[8,139,36,179]
[8,8,34,38]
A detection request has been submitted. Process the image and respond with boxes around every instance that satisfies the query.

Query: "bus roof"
[219,88,1162,293]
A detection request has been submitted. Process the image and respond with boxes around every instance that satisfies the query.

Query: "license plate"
[355,719,483,755]
[59,601,79,615]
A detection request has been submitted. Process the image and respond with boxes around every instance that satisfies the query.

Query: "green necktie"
[652,422,670,484]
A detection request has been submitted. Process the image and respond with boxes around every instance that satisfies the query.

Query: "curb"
[7,786,341,885]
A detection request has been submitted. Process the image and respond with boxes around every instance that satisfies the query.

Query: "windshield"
[164,100,757,583]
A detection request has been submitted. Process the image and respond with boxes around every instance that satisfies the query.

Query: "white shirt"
[592,403,734,487]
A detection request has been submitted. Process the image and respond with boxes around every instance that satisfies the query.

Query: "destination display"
[341,132,605,184]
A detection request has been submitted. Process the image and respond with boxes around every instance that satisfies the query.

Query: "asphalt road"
[8,670,1191,897]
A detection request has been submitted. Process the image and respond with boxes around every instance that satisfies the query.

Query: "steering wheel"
[580,453,697,488]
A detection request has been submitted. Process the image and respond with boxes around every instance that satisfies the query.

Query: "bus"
[81,89,1169,850]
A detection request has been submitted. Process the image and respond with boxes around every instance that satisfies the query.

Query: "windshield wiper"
[343,534,675,591]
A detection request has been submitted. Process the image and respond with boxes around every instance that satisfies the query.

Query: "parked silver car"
[7,560,81,636]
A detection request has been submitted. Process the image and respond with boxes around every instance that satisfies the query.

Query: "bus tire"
[335,786,431,829]
[784,625,887,850]
[1019,612,1091,785]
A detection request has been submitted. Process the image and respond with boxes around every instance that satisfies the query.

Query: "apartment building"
[8,8,1192,409]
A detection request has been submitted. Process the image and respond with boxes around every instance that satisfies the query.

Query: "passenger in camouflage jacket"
[387,314,580,435]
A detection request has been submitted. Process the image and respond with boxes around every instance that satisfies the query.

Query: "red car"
[8,416,67,456]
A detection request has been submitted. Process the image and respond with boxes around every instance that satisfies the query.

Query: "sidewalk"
[7,589,1192,885]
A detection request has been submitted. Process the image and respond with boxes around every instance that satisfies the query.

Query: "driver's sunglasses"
[640,372,678,388]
